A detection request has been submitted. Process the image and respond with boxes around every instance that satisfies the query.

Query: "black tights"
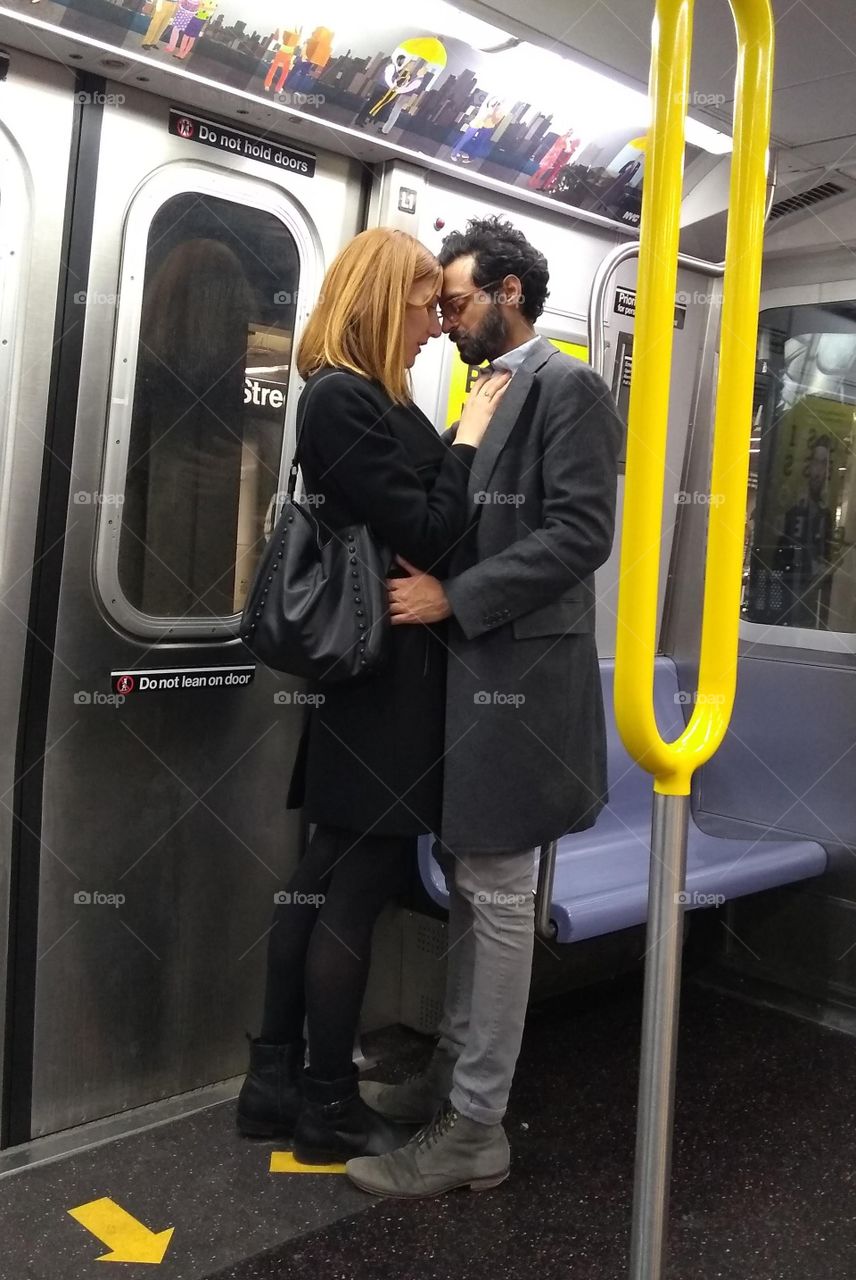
[260,823,413,1079]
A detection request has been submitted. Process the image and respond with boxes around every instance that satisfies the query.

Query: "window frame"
[740,283,856,655]
[0,127,29,531]
[95,160,321,641]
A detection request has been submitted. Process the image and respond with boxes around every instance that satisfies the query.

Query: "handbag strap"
[287,368,349,500]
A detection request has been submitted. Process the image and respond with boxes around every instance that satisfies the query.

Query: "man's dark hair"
[438,215,550,322]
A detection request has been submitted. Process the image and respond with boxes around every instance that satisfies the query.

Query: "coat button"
[351,570,358,578]
[354,597,361,604]
[349,556,356,564]
[356,610,364,617]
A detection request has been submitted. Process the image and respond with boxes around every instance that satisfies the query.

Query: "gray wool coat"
[439,337,623,854]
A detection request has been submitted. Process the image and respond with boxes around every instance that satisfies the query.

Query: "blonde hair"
[296,228,442,405]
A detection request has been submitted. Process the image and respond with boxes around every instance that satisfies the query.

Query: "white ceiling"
[458,0,856,191]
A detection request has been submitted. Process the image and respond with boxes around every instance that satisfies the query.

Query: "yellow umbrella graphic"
[399,36,447,70]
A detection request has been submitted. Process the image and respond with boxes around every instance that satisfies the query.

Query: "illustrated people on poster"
[264,26,303,94]
[354,36,447,130]
[449,95,505,164]
[140,0,179,49]
[355,52,411,128]
[171,0,216,59]
[596,137,645,216]
[527,128,580,191]
[164,0,202,57]
[303,26,333,70]
[380,69,428,136]
[776,435,835,626]
[598,157,642,211]
[287,26,333,93]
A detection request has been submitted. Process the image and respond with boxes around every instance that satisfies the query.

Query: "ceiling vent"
[769,180,846,221]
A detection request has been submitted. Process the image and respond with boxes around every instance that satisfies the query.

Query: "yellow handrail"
[614,0,774,796]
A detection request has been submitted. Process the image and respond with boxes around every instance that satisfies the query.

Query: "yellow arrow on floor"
[270,1152,346,1174]
[67,1197,174,1264]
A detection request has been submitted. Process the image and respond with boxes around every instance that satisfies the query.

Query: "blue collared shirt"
[490,335,541,375]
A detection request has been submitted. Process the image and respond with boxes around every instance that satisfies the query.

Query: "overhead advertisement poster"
[3,0,731,231]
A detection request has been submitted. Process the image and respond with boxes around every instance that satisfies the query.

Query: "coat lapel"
[465,337,559,513]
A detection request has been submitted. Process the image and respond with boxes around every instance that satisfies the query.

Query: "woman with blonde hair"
[237,228,508,1163]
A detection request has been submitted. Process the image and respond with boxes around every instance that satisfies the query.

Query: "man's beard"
[452,303,508,366]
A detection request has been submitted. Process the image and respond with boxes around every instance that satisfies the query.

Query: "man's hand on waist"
[387,556,452,625]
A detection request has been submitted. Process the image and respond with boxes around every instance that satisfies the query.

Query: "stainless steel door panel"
[0,51,75,1138]
[30,84,362,1135]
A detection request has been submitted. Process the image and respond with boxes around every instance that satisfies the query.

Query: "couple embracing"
[237,216,622,1198]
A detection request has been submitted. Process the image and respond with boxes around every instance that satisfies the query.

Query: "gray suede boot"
[346,1100,510,1197]
[359,1045,457,1124]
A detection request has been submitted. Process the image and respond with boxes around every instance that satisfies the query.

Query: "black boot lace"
[416,1099,458,1150]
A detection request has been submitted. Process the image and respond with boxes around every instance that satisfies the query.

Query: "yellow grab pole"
[616,0,774,793]
[614,2,774,1277]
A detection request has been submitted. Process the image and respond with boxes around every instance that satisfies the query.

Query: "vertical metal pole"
[534,841,558,940]
[629,791,690,1279]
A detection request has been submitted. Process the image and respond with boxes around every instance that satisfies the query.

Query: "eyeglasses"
[406,297,443,321]
[438,280,503,321]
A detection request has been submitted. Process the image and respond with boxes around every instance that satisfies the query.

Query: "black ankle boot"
[236,1034,304,1139]
[293,1067,414,1164]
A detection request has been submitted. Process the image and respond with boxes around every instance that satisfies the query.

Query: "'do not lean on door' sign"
[111,666,256,695]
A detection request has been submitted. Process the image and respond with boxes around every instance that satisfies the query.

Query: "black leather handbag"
[239,374,390,683]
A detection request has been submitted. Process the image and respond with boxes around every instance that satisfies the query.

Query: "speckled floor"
[204,979,856,1280]
[5,978,856,1280]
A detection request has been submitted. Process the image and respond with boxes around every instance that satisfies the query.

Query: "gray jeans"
[433,841,536,1125]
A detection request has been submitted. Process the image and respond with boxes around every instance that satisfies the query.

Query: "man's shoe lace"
[417,1099,457,1150]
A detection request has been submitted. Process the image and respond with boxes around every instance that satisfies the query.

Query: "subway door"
[13,82,363,1140]
[0,52,77,1147]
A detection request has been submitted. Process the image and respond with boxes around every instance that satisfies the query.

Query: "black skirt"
[287,618,447,836]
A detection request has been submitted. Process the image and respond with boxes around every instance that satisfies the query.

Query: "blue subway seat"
[417,657,827,943]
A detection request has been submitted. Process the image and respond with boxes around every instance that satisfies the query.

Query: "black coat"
[286,368,476,836]
[440,338,622,853]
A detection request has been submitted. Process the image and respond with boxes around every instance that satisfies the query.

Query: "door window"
[96,170,318,639]
[117,192,299,620]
